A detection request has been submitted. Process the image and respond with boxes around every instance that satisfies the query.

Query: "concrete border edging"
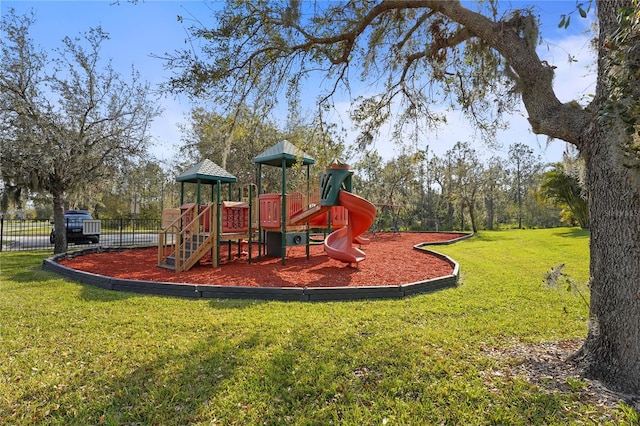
[43,234,470,301]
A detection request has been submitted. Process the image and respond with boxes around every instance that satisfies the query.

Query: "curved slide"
[324,190,376,263]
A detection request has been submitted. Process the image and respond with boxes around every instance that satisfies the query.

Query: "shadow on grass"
[1,260,62,285]
[471,228,590,243]
[1,252,49,275]
[76,279,270,309]
[467,231,509,242]
[13,329,246,424]
[553,228,590,239]
[11,317,595,425]
[79,285,136,302]
[13,321,369,424]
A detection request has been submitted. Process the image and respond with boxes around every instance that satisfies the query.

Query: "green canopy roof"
[253,140,315,167]
[175,159,237,184]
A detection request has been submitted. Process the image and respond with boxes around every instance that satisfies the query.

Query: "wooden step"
[158,262,176,271]
[159,231,214,273]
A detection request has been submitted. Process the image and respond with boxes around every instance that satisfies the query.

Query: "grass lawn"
[0,228,636,424]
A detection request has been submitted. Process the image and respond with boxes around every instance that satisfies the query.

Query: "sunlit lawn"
[1,228,636,424]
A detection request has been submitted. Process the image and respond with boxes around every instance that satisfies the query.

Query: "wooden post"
[257,163,263,259]
[306,163,310,259]
[216,181,221,266]
[281,158,287,265]
[157,232,164,266]
[248,184,253,264]
[211,205,218,267]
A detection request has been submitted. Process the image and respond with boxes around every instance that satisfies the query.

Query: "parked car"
[50,210,100,244]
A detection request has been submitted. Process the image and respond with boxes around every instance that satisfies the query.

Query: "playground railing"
[180,203,217,272]
[258,192,310,228]
[158,203,197,269]
[288,192,304,218]
[159,203,218,272]
[289,181,321,209]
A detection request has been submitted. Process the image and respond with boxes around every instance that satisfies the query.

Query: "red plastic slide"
[324,190,376,263]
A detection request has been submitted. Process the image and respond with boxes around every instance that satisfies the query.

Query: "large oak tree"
[164,0,640,393]
[0,10,161,253]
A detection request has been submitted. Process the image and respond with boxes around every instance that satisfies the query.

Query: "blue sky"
[1,1,596,165]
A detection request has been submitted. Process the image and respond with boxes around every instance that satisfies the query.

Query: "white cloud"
[148,96,189,163]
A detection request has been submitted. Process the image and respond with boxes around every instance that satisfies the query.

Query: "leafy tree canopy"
[0,9,162,252]
[164,1,536,148]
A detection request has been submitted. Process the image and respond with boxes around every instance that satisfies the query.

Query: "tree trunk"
[576,123,640,394]
[485,196,495,230]
[517,179,523,229]
[568,0,640,394]
[468,202,478,233]
[52,182,67,254]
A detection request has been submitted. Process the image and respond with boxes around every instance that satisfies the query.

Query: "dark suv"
[50,210,100,244]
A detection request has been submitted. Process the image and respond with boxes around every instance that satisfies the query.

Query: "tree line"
[3,103,590,236]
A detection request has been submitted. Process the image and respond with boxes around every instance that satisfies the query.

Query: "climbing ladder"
[158,203,218,272]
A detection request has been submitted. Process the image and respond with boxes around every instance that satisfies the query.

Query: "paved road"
[2,233,160,251]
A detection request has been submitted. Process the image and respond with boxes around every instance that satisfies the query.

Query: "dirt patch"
[59,232,466,288]
[482,339,640,420]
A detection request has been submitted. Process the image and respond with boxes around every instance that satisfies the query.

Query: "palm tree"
[539,163,589,229]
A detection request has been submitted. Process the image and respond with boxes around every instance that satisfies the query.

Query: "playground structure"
[157,159,256,272]
[158,141,376,272]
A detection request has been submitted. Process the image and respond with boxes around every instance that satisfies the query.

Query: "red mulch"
[58,232,467,288]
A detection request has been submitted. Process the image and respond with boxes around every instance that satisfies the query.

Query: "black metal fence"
[0,216,162,252]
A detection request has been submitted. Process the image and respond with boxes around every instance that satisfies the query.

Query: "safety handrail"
[158,203,197,268]
[158,203,216,272]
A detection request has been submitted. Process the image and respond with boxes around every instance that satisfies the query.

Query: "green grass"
[0,228,634,425]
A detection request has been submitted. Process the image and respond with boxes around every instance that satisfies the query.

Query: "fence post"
[119,217,124,247]
[0,214,4,252]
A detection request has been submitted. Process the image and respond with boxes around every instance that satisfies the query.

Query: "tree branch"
[400,26,474,85]
[434,1,592,145]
